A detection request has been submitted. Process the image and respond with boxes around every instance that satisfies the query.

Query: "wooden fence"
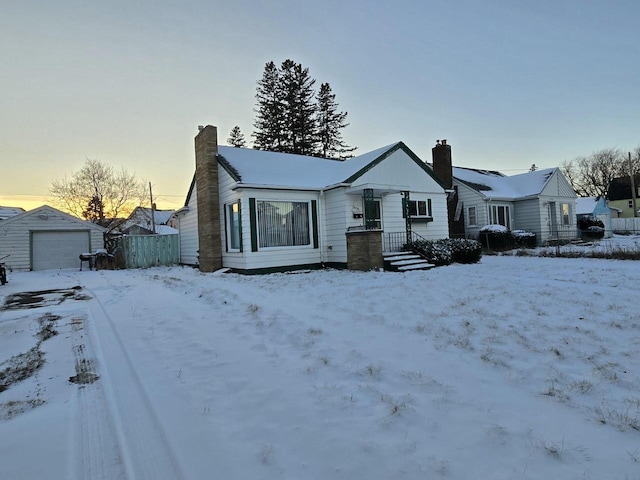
[612,218,640,234]
[118,234,179,269]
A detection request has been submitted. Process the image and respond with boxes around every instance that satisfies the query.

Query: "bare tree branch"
[50,159,147,223]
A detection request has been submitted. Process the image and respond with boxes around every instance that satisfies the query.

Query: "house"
[606,174,640,218]
[576,197,613,237]
[430,141,577,245]
[118,206,177,235]
[0,206,25,222]
[0,205,106,271]
[174,125,449,274]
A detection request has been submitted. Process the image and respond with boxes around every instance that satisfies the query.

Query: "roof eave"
[232,183,321,192]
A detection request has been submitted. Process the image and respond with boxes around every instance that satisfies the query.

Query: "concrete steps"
[383,251,435,272]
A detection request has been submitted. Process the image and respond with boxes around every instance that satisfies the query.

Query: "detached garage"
[0,205,105,271]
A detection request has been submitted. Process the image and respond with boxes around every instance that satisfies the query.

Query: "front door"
[363,198,382,229]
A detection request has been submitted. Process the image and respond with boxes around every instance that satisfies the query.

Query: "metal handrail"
[384,231,430,252]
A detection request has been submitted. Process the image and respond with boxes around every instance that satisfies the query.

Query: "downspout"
[318,189,325,265]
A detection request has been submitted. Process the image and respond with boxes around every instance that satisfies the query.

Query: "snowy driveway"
[1,256,639,479]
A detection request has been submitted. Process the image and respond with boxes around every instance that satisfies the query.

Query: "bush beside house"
[479,225,537,250]
[406,238,482,266]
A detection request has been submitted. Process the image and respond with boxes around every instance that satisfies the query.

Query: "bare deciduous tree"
[50,159,147,223]
[561,147,640,198]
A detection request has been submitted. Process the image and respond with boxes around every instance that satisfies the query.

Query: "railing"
[384,231,429,252]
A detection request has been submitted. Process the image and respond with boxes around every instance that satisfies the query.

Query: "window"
[491,205,511,229]
[225,201,241,251]
[629,200,634,209]
[257,200,310,248]
[407,199,432,218]
[468,206,477,227]
[562,203,571,225]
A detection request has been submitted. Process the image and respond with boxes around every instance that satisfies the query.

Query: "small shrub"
[479,225,512,250]
[405,238,482,266]
[578,215,605,240]
[448,238,483,263]
[511,230,537,248]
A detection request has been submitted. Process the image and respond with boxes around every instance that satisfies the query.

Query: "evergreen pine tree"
[82,194,105,222]
[279,59,318,155]
[253,61,285,151]
[227,125,246,147]
[252,59,355,157]
[316,82,357,159]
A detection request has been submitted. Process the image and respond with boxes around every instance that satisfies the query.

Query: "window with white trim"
[491,205,511,229]
[257,200,310,248]
[407,199,432,218]
[562,203,571,225]
[467,206,477,227]
[225,201,241,251]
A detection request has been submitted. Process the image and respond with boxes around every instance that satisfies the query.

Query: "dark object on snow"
[0,254,9,285]
[578,216,605,240]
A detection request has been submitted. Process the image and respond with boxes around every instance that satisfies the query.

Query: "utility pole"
[629,152,637,218]
[149,182,156,233]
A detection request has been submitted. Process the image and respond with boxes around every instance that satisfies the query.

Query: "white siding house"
[0,205,106,271]
[451,167,578,245]
[176,128,450,274]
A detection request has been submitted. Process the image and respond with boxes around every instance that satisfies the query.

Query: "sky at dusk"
[1,0,639,212]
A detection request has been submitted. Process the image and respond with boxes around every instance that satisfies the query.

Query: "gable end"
[343,142,448,190]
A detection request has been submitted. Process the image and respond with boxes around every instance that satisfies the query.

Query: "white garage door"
[32,231,90,271]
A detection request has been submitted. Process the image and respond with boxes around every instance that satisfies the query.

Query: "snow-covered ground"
[1,255,639,479]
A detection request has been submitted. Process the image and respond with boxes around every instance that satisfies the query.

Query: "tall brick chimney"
[432,139,465,238]
[195,125,222,272]
[432,139,452,189]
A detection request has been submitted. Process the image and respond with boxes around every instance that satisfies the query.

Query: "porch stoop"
[383,251,435,272]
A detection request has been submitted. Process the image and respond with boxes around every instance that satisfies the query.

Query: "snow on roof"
[453,166,557,199]
[217,143,401,189]
[144,208,174,225]
[0,206,25,221]
[155,225,178,235]
[575,197,598,215]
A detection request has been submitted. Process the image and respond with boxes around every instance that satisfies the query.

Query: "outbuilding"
[0,205,106,271]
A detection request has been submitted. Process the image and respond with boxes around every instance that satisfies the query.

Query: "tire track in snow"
[70,315,126,480]
[83,288,187,480]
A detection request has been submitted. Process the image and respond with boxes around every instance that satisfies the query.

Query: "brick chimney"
[195,125,222,272]
[432,139,453,189]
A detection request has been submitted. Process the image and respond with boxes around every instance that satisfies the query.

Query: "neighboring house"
[0,205,106,271]
[606,174,640,218]
[175,125,449,274]
[576,197,613,237]
[0,206,25,222]
[119,207,177,235]
[430,142,577,245]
